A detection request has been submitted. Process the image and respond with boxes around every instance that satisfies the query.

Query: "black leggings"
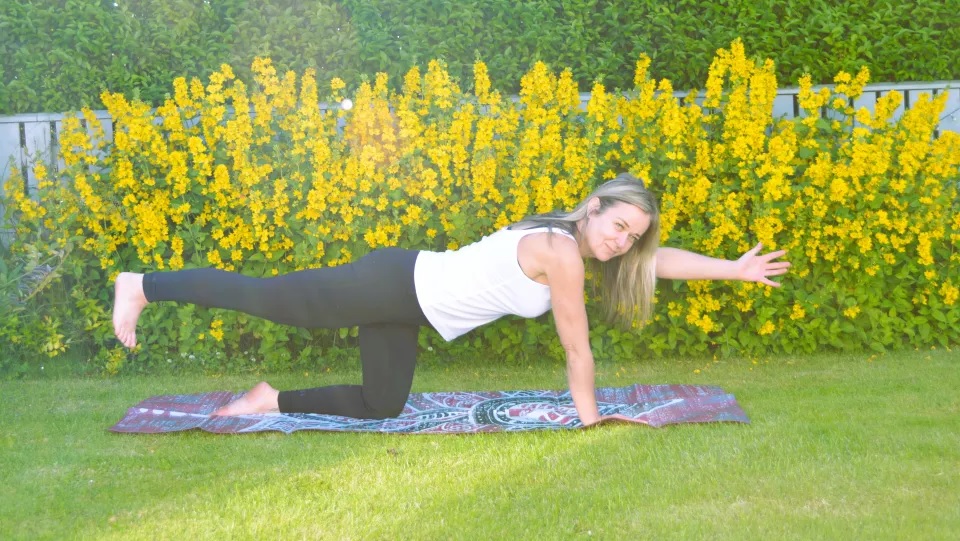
[143,248,430,419]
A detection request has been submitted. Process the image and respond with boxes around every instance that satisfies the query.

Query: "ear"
[586,197,601,215]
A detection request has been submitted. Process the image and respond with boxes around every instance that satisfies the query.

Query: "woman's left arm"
[656,243,791,286]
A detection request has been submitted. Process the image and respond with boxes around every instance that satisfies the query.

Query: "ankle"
[124,272,148,304]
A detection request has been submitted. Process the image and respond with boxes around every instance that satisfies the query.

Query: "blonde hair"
[510,173,660,329]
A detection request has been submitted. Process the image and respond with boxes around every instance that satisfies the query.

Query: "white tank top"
[414,227,577,341]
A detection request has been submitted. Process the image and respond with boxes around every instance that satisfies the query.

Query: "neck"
[574,219,593,259]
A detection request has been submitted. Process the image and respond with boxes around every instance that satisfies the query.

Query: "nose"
[617,232,630,248]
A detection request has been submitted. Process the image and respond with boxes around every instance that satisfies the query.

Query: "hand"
[735,243,791,287]
[601,414,643,423]
[582,415,648,428]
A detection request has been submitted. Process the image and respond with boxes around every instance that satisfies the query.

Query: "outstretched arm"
[656,243,791,286]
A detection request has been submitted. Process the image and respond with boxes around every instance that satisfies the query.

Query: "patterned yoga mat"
[110,384,748,434]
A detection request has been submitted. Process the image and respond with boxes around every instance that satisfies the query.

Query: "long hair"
[510,173,660,329]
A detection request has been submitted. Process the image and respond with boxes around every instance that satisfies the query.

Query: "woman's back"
[414,227,577,341]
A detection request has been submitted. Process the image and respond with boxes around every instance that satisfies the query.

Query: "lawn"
[2,348,958,540]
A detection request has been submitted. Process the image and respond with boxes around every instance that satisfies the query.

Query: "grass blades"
[2,349,958,540]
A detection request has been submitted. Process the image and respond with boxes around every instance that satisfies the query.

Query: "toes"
[117,330,135,349]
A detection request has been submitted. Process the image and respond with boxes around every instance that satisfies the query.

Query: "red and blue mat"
[110,384,748,434]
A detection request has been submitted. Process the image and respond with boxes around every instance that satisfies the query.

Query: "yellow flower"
[209,319,224,342]
[207,250,223,267]
[940,282,959,305]
[798,74,831,113]
[633,54,652,89]
[473,61,496,105]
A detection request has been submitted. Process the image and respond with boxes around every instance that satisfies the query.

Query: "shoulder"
[519,230,579,255]
[519,231,584,279]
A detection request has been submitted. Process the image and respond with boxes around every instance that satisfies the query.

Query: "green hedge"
[0,0,360,115]
[343,0,960,94]
[2,0,958,116]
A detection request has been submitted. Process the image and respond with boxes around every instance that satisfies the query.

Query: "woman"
[112,173,790,426]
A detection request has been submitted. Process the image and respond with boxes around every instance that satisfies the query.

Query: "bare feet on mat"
[212,382,281,416]
[113,272,148,349]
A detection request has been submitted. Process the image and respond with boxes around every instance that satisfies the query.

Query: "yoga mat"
[110,384,748,434]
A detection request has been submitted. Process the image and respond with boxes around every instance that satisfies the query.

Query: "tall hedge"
[0,0,360,115]
[343,0,960,95]
[2,0,958,116]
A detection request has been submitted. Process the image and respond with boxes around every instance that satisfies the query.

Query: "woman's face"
[578,200,651,261]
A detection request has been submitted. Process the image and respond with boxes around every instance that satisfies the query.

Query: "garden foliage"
[2,0,959,115]
[343,0,960,102]
[2,41,958,375]
[0,0,359,116]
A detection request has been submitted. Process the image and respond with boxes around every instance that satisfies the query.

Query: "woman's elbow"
[562,341,593,364]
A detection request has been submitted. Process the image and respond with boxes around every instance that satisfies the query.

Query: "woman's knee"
[361,391,407,419]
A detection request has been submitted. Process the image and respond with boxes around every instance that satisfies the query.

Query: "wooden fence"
[2,81,959,198]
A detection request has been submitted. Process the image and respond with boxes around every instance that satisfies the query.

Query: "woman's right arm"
[541,237,602,426]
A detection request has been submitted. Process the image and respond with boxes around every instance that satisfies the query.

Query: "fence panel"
[852,91,879,123]
[0,123,24,197]
[937,87,960,136]
[0,123,18,245]
[772,94,795,120]
[23,121,54,196]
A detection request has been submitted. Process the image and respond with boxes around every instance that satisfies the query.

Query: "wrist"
[580,413,602,426]
[725,259,741,281]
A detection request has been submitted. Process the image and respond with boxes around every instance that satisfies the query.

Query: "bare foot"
[212,382,280,416]
[113,272,148,348]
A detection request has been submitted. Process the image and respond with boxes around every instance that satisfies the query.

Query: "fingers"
[743,244,790,287]
[757,276,780,287]
[760,249,789,261]
[748,245,792,266]
[766,267,791,276]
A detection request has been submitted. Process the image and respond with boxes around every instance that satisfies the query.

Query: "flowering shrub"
[2,40,958,373]
[607,42,960,357]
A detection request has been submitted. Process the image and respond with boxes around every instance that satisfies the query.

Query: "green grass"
[3,348,959,540]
